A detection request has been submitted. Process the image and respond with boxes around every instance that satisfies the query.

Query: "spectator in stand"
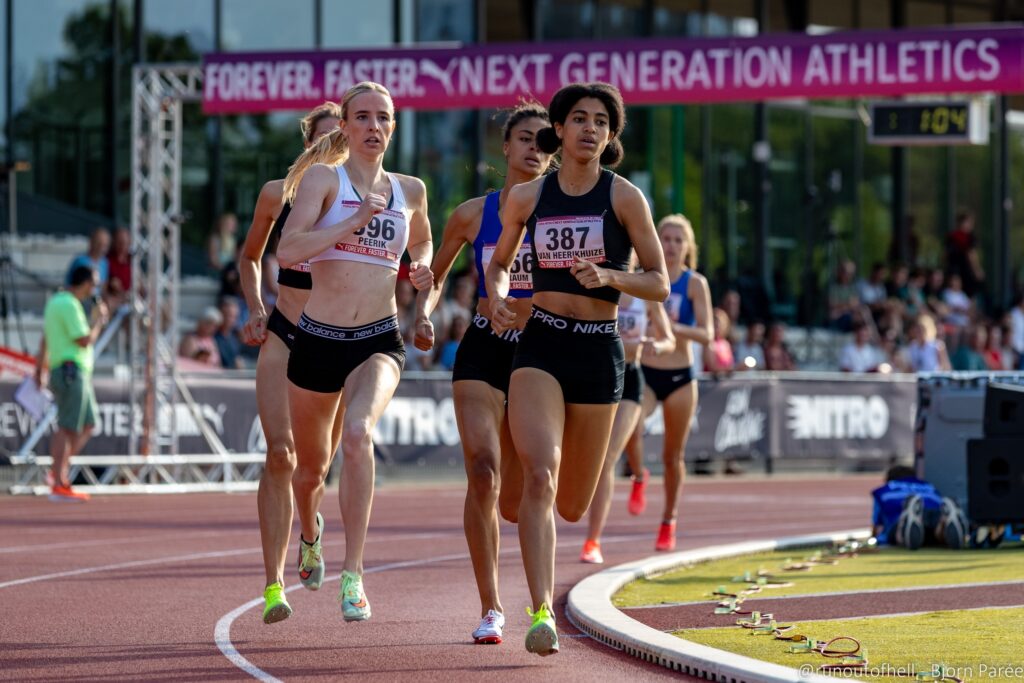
[764,322,796,371]
[66,227,111,289]
[924,268,950,320]
[720,289,741,327]
[437,316,469,371]
[441,272,475,329]
[839,321,886,373]
[704,308,734,375]
[942,273,972,330]
[218,245,249,323]
[179,307,222,367]
[905,314,951,373]
[983,324,1008,371]
[945,209,984,298]
[214,296,245,370]
[207,212,239,272]
[733,321,766,371]
[1010,295,1024,369]
[396,277,417,334]
[105,227,131,305]
[899,268,927,319]
[887,264,909,300]
[880,328,910,373]
[856,262,889,320]
[828,259,860,331]
[951,325,989,371]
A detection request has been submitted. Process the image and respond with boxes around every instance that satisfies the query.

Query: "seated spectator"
[1010,294,1024,369]
[942,274,971,329]
[218,245,249,323]
[950,325,989,371]
[983,324,1008,371]
[856,262,889,318]
[924,268,950,320]
[880,328,910,373]
[207,212,239,272]
[704,308,734,375]
[441,273,475,329]
[214,297,244,370]
[887,263,909,300]
[945,209,984,298]
[720,289,741,326]
[998,316,1018,370]
[105,227,131,305]
[180,307,222,367]
[904,314,951,373]
[763,322,796,371]
[67,227,111,289]
[437,316,469,371]
[839,321,886,373]
[828,259,860,331]
[899,268,927,318]
[733,321,766,370]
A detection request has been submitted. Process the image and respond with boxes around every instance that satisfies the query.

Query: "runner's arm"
[403,177,434,291]
[239,180,283,341]
[416,197,480,321]
[605,180,669,302]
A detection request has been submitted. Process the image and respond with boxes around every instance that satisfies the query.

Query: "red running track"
[0,475,873,682]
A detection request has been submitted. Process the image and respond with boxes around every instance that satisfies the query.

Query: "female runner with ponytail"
[277,82,433,622]
[238,102,342,624]
[414,102,551,645]
[485,82,669,655]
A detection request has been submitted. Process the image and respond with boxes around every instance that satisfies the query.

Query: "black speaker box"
[967,438,1024,523]
[983,383,1024,437]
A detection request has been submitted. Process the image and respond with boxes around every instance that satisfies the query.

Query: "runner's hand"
[408,262,432,291]
[242,309,269,346]
[414,317,434,351]
[640,336,659,359]
[490,297,516,335]
[354,192,387,226]
[570,257,611,289]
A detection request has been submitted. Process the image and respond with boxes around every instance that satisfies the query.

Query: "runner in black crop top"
[525,169,632,305]
[272,202,312,290]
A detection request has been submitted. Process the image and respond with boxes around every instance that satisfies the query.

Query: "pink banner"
[203,27,1024,114]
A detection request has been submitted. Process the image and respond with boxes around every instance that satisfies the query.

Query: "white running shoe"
[472,609,505,644]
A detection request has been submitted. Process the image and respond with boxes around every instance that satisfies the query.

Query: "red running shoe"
[655,521,676,552]
[579,539,603,564]
[627,468,649,516]
[50,484,90,502]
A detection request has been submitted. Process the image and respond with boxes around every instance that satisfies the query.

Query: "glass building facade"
[2,0,1022,322]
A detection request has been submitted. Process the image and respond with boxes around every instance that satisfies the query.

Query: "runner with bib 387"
[484,82,669,657]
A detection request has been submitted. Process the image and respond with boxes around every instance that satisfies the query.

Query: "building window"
[321,0,394,47]
[221,0,315,51]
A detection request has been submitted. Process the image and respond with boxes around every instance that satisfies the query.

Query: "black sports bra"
[272,202,312,290]
[524,169,632,304]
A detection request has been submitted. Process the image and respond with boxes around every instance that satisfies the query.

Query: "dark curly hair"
[535,82,626,167]
[501,101,549,140]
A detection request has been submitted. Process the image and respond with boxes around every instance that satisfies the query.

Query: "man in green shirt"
[34,265,108,502]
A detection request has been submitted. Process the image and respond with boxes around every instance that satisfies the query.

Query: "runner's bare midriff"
[305,260,398,325]
[639,334,694,369]
[274,286,309,325]
[532,290,618,322]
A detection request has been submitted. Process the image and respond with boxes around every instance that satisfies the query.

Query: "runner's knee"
[341,418,373,458]
[522,461,555,502]
[467,451,500,501]
[265,441,296,477]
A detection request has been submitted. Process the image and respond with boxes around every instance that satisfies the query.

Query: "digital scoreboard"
[867,100,990,146]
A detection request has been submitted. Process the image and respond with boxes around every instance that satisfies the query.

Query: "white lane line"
[213,523,849,682]
[0,531,455,590]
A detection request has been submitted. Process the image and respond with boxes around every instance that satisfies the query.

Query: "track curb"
[566,528,872,683]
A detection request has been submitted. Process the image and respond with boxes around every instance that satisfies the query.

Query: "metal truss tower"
[129,64,203,456]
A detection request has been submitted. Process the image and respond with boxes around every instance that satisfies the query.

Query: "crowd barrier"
[1,372,915,473]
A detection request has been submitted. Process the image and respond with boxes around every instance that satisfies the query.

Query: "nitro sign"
[786,395,890,440]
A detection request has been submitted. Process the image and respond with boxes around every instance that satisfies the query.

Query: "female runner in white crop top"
[276,81,433,622]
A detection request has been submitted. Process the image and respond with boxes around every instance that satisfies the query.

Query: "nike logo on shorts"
[672,374,685,382]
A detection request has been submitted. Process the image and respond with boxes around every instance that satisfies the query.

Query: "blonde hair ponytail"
[282,82,394,204]
[283,129,348,203]
[657,213,698,270]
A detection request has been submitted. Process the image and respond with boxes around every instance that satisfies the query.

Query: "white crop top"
[617,294,648,343]
[308,165,411,270]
